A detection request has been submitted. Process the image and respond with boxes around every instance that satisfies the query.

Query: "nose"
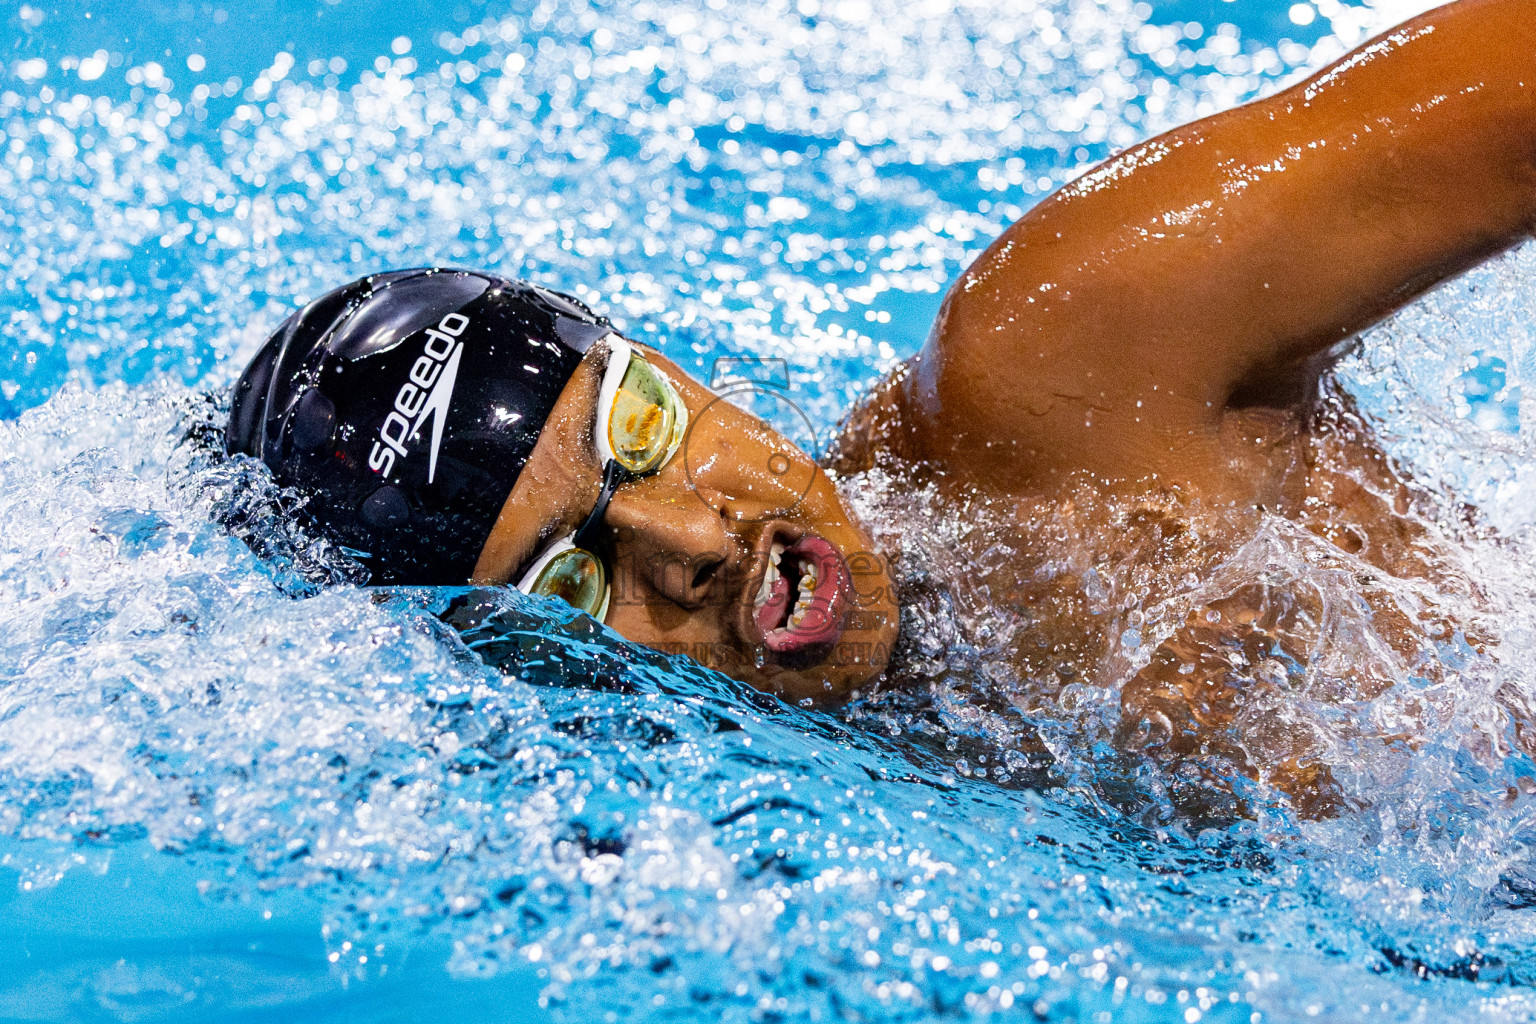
[597,393,822,608]
[602,479,735,609]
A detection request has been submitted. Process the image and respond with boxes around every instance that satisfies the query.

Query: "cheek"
[683,402,820,505]
[795,471,860,531]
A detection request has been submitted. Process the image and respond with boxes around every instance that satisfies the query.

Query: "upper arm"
[912,0,1536,482]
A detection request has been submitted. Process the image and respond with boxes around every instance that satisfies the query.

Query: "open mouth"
[750,534,851,659]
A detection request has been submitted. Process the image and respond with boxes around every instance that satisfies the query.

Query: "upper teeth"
[755,543,786,608]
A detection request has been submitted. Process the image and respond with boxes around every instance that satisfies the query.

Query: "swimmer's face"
[473,341,900,701]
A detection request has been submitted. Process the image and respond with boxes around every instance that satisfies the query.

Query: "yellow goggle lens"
[530,548,607,617]
[607,356,679,475]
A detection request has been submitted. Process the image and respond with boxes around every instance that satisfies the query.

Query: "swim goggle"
[512,335,689,621]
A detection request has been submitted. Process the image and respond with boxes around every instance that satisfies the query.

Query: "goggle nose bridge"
[573,459,633,554]
[513,339,689,622]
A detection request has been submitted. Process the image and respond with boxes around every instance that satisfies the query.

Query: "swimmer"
[227,0,1535,811]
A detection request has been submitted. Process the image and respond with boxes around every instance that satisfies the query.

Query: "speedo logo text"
[367,311,468,483]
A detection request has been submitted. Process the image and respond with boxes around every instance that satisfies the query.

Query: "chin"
[619,619,897,703]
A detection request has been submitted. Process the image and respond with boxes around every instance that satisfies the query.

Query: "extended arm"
[909,0,1536,486]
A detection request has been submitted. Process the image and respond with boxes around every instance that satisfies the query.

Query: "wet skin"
[472,0,1536,795]
[880,0,1536,498]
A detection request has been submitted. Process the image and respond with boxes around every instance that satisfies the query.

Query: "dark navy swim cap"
[226,268,613,584]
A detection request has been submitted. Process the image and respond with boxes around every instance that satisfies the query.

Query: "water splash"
[4,0,1391,425]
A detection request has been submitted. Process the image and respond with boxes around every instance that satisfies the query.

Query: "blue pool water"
[8,0,1536,1021]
